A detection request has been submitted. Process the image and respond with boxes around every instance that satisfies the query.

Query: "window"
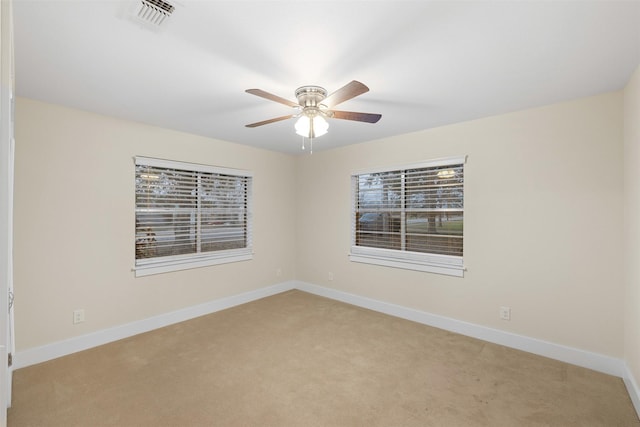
[134,156,252,277]
[350,156,465,277]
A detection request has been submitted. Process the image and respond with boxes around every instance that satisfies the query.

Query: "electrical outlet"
[328,272,334,281]
[499,306,511,321]
[276,268,282,277]
[73,309,85,324]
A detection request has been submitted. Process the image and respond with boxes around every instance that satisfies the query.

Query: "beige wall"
[14,90,629,362]
[13,98,297,351]
[624,65,640,385]
[296,92,624,357]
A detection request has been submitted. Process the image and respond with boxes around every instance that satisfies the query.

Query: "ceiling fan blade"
[245,114,294,128]
[245,89,299,108]
[331,110,382,123]
[323,80,370,107]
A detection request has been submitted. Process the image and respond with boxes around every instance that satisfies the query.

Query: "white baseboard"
[13,281,295,370]
[13,279,640,420]
[295,281,626,378]
[624,363,640,418]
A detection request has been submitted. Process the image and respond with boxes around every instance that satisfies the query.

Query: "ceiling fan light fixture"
[245,80,381,148]
[295,115,329,139]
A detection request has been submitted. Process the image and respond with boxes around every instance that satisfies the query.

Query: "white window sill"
[349,247,464,277]
[134,250,253,277]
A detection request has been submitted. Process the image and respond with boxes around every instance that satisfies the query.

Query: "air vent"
[135,0,175,26]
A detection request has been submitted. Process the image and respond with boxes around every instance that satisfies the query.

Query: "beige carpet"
[8,290,640,426]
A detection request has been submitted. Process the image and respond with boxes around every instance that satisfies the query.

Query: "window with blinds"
[350,156,465,277]
[134,156,252,277]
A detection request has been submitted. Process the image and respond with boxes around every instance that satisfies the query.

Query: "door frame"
[0,0,16,424]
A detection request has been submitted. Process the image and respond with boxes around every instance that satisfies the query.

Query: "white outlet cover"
[499,306,511,320]
[73,309,85,324]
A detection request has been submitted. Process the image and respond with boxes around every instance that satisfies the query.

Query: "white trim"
[295,281,626,378]
[134,251,252,277]
[349,254,464,277]
[14,279,638,421]
[14,280,626,377]
[350,246,464,277]
[351,245,463,267]
[12,281,295,370]
[1,0,15,414]
[623,363,640,419]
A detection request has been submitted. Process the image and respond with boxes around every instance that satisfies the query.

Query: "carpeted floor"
[8,290,640,426]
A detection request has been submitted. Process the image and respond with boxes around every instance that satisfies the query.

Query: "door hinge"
[7,353,12,368]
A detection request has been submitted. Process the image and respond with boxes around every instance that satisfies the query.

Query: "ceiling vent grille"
[135,0,175,26]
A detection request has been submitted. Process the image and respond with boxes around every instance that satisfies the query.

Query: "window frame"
[134,156,253,277]
[349,156,466,277]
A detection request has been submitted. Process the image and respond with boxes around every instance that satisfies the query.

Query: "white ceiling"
[12,0,640,154]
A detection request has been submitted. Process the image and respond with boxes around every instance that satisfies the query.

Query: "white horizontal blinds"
[355,171,403,250]
[404,164,463,256]
[135,159,250,262]
[135,164,197,259]
[354,160,464,257]
[199,172,248,252]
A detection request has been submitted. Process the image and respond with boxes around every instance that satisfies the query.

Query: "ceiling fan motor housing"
[295,86,327,107]
[295,86,329,119]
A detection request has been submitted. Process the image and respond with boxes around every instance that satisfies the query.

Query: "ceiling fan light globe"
[295,115,329,138]
[313,116,329,137]
[295,116,310,137]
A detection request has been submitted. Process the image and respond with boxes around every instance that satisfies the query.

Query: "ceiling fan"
[244,80,382,142]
